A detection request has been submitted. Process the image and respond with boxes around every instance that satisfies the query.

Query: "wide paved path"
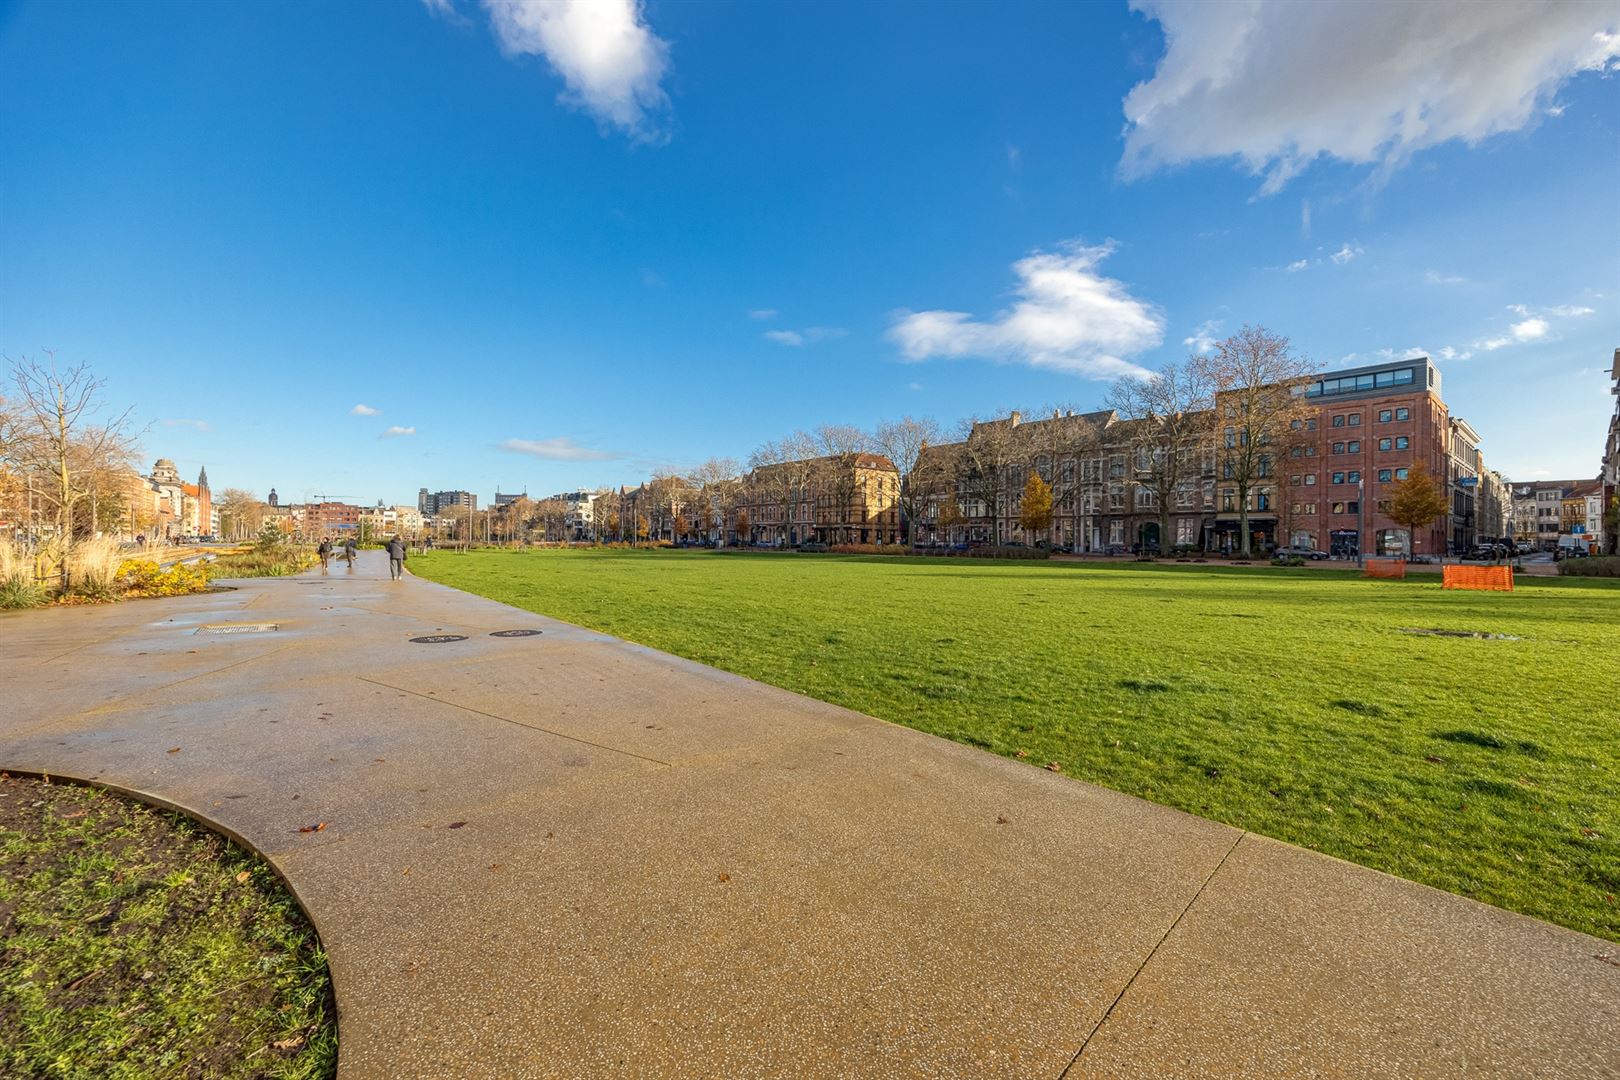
[2,553,1614,1078]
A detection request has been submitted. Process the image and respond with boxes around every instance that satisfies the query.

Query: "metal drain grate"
[410,634,468,644]
[490,629,544,638]
[195,623,279,635]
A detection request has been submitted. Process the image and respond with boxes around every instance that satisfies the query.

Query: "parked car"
[1274,545,1329,560]
[1104,544,1128,556]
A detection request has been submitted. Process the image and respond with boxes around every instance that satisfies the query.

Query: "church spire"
[197,465,210,490]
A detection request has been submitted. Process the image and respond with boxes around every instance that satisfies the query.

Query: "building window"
[1333,441,1345,454]
[1290,446,1304,458]
[1348,414,1361,426]
[1307,418,1318,430]
[1347,501,1360,514]
[1305,445,1317,456]
[1332,471,1345,484]
[1379,469,1392,482]
[1332,501,1346,514]
[1222,489,1236,511]
[1347,441,1360,453]
[1379,409,1392,423]
[1395,436,1409,449]
[1332,415,1345,428]
[1395,468,1410,480]
[1348,471,1361,483]
[1291,502,1302,514]
[1303,502,1317,514]
[1305,474,1317,486]
[1395,407,1410,421]
[1290,474,1301,486]
[1379,437,1392,451]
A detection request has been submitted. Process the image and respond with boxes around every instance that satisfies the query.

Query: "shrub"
[206,547,316,579]
[118,559,211,597]
[1271,555,1305,567]
[828,543,913,556]
[1558,556,1620,578]
[0,539,45,609]
[962,545,1050,560]
[67,537,125,601]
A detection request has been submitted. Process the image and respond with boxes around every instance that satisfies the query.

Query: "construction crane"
[311,494,353,504]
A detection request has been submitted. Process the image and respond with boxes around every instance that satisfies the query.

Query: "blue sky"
[3,0,1617,505]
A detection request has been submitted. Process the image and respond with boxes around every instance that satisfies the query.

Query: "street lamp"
[1357,476,1366,568]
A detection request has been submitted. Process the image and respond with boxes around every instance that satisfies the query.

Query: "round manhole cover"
[410,634,468,644]
[490,629,544,638]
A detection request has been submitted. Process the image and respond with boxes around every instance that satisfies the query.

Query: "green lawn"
[413,548,1620,942]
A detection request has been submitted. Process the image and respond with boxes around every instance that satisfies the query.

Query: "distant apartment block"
[418,488,478,516]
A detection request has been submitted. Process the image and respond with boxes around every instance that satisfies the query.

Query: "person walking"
[317,536,332,571]
[340,537,357,567]
[386,535,407,581]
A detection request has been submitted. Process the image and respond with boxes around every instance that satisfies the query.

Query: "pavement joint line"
[67,642,304,720]
[1057,830,1248,1079]
[352,674,673,767]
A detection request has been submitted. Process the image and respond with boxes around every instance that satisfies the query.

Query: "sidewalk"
[1,552,1613,1078]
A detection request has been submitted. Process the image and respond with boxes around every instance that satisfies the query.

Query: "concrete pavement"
[1,551,1614,1078]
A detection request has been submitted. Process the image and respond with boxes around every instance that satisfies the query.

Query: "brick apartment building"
[736,453,902,545]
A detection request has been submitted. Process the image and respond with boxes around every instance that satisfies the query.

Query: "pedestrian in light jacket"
[386,535,407,581]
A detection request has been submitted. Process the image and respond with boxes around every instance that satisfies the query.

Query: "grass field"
[413,548,1620,942]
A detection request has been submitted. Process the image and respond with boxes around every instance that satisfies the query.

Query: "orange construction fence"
[1443,565,1514,592]
[1364,559,1407,579]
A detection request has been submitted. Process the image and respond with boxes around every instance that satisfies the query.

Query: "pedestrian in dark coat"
[317,537,332,570]
[386,535,407,581]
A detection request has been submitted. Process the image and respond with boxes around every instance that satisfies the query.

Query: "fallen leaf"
[401,866,410,876]
[490,863,503,870]
[236,870,251,883]
[1014,749,1028,759]
[448,821,466,830]
[995,815,1010,825]
[297,822,328,834]
[271,1034,307,1052]
[60,809,88,820]
[166,747,181,754]
[1424,755,1445,764]
[1045,761,1063,772]
[717,872,730,883]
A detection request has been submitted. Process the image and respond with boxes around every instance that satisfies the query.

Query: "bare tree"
[873,416,943,545]
[690,457,742,545]
[955,414,1022,545]
[1106,359,1217,553]
[216,488,263,541]
[748,432,818,546]
[813,424,872,543]
[7,353,139,585]
[1193,326,1319,556]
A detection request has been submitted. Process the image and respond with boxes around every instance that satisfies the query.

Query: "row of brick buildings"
[602,355,1518,558]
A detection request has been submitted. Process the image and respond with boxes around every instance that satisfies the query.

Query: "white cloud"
[380,426,416,438]
[472,0,671,142]
[887,240,1163,380]
[1425,270,1465,285]
[1286,259,1310,273]
[763,326,845,347]
[1437,346,1474,362]
[1477,316,1550,351]
[350,403,380,416]
[748,308,778,320]
[1330,243,1363,265]
[1299,199,1311,239]
[1547,304,1595,316]
[1122,1,1620,193]
[160,418,210,432]
[907,381,924,391]
[1512,317,1549,342]
[1006,145,1022,171]
[500,437,617,461]
[1182,319,1222,354]
[640,267,665,288]
[1506,303,1531,316]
